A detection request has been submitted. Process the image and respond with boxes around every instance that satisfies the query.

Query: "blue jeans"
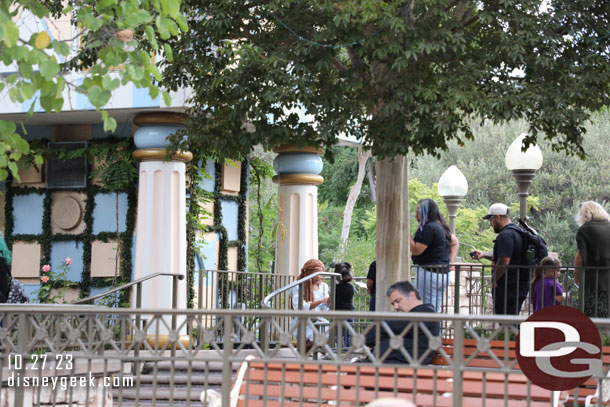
[415,266,447,311]
[335,318,353,349]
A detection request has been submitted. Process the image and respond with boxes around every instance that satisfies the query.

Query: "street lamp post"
[438,165,468,235]
[505,133,544,221]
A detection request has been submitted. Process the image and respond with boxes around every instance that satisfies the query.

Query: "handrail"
[262,271,340,309]
[72,272,185,304]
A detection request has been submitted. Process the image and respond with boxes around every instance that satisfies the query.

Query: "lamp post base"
[511,169,537,220]
[442,196,464,235]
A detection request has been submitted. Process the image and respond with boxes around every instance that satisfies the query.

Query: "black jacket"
[365,303,440,364]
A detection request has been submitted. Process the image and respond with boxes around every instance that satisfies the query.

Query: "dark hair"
[332,262,353,283]
[386,280,421,300]
[417,198,452,243]
[530,256,561,295]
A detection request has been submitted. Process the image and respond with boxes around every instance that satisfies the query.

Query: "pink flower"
[41,276,49,283]
[65,257,72,266]
[42,264,51,273]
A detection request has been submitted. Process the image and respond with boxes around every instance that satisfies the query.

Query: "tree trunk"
[375,155,410,312]
[339,146,371,251]
[367,159,376,203]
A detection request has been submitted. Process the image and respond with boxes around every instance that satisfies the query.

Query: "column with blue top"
[132,112,192,345]
[273,145,324,277]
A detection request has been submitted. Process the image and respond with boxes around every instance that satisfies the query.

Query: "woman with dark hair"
[410,198,459,311]
[332,262,354,348]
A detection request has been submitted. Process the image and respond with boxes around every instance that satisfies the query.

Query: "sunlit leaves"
[34,31,50,49]
[0,0,188,180]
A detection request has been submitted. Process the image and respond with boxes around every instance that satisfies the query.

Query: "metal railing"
[73,272,184,307]
[262,271,340,354]
[192,269,296,343]
[1,306,609,407]
[262,271,340,308]
[71,265,596,340]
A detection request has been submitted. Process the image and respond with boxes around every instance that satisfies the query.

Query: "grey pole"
[442,195,463,235]
[511,169,537,220]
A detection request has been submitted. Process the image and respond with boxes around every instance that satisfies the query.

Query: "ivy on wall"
[185,158,250,308]
[6,137,250,307]
[4,138,137,304]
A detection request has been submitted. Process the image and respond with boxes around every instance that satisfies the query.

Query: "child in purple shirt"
[531,256,566,312]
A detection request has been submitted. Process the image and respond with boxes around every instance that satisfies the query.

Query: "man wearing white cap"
[471,203,528,314]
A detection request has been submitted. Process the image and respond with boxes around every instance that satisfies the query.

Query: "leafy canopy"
[164,0,610,159]
[0,0,187,181]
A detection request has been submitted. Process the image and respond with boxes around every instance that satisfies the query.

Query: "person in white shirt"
[290,259,330,346]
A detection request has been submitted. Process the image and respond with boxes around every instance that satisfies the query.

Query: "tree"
[0,0,187,180]
[164,0,610,311]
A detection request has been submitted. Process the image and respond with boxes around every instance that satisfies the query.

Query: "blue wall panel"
[92,193,128,234]
[132,84,160,107]
[200,159,215,192]
[88,286,117,305]
[75,79,95,110]
[50,240,84,282]
[23,283,41,304]
[198,234,218,271]
[221,200,239,241]
[13,193,44,235]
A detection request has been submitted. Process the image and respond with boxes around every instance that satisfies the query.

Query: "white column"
[272,146,323,277]
[132,112,192,337]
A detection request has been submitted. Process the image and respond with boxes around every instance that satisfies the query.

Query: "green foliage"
[320,235,376,278]
[248,153,277,273]
[25,137,138,192]
[0,0,187,181]
[410,112,610,265]
[320,146,374,211]
[165,0,609,163]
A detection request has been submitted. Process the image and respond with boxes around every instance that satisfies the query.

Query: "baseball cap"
[482,203,509,220]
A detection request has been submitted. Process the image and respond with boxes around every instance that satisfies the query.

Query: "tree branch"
[330,56,348,72]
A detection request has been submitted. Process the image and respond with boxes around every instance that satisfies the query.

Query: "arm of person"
[291,287,327,310]
[449,234,459,264]
[556,283,565,303]
[366,279,374,294]
[574,249,583,284]
[493,256,511,287]
[471,250,492,260]
[410,235,428,256]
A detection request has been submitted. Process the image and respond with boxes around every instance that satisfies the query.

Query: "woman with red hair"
[289,259,330,345]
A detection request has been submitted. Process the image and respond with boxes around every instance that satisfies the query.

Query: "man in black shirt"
[472,203,527,314]
[365,280,440,364]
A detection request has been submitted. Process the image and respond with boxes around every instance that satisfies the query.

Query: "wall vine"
[4,138,137,304]
[6,138,250,308]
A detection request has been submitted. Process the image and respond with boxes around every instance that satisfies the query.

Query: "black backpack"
[513,218,549,266]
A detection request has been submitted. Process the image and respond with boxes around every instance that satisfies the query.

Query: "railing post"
[298,284,305,355]
[14,312,29,406]
[221,314,234,407]
[133,282,142,375]
[452,318,464,407]
[454,265,461,315]
[258,274,266,350]
[329,276,336,351]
